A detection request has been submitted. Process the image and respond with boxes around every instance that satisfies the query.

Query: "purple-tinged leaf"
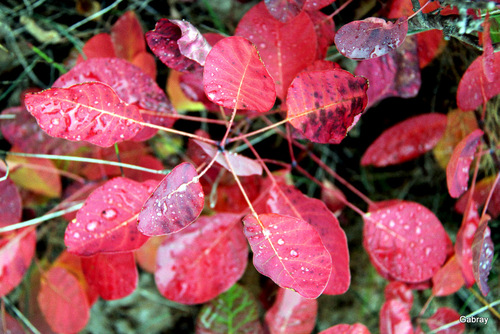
[335,17,408,60]
[472,217,493,296]
[138,162,204,236]
[384,281,413,312]
[264,0,305,23]
[303,0,334,11]
[203,36,276,112]
[286,69,368,144]
[155,213,248,304]
[25,82,144,147]
[455,201,480,287]
[0,177,22,228]
[243,213,332,298]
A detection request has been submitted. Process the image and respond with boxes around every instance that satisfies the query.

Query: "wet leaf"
[81,252,138,300]
[472,217,493,296]
[361,113,447,167]
[319,323,371,334]
[0,228,37,297]
[432,255,464,296]
[302,60,341,72]
[146,19,211,71]
[265,288,317,334]
[363,201,449,283]
[286,69,368,144]
[303,0,334,11]
[243,213,332,298]
[455,175,500,218]
[236,3,317,100]
[415,307,465,334]
[38,267,90,333]
[335,17,408,60]
[155,213,248,304]
[203,36,276,112]
[354,35,421,108]
[307,10,336,59]
[264,0,305,23]
[0,177,22,228]
[384,282,413,312]
[64,177,150,256]
[416,29,444,68]
[138,162,204,236]
[25,82,144,147]
[455,201,480,287]
[446,129,483,198]
[379,299,413,334]
[196,284,262,334]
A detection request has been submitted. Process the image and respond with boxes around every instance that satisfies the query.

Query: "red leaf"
[243,213,332,298]
[446,129,483,198]
[320,180,347,214]
[155,213,248,304]
[235,3,317,100]
[192,139,262,176]
[415,307,465,334]
[379,299,413,334]
[264,183,350,295]
[361,113,447,167]
[135,236,165,273]
[265,288,317,334]
[384,282,413,312]
[111,11,146,62]
[38,267,90,333]
[455,201,480,287]
[432,255,465,296]
[307,10,336,59]
[286,69,368,144]
[81,252,138,300]
[146,19,211,71]
[25,82,144,147]
[335,17,408,60]
[363,201,449,283]
[303,60,341,72]
[0,313,25,334]
[203,36,276,112]
[303,0,334,11]
[457,51,500,111]
[319,323,371,334]
[76,33,116,63]
[0,228,37,297]
[481,15,495,83]
[472,217,493,296]
[455,175,500,218]
[354,35,421,108]
[0,177,22,228]
[138,162,204,236]
[64,177,150,256]
[417,29,444,68]
[264,0,305,23]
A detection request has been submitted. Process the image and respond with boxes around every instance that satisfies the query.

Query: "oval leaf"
[361,113,447,167]
[446,129,483,198]
[286,69,368,144]
[432,255,465,297]
[363,201,449,283]
[25,82,144,147]
[155,213,248,304]
[0,177,22,228]
[379,299,413,334]
[455,201,480,287]
[138,162,204,236]
[335,17,408,60]
[471,218,493,296]
[64,177,150,256]
[242,213,332,298]
[111,11,146,61]
[264,0,305,23]
[203,36,276,112]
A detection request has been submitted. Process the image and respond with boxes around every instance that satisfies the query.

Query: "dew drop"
[277,238,284,245]
[290,249,298,257]
[73,232,80,238]
[102,209,117,220]
[86,221,98,231]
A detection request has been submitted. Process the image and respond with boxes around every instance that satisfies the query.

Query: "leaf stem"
[139,108,227,125]
[468,287,500,319]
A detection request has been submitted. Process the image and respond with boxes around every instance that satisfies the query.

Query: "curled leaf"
[472,217,493,296]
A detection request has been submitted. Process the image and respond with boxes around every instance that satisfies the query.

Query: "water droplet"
[290,249,298,257]
[277,238,284,245]
[102,209,117,220]
[51,118,59,125]
[73,232,80,238]
[86,221,98,231]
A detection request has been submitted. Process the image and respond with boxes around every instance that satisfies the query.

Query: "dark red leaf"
[76,33,116,63]
[243,213,332,298]
[415,307,465,334]
[286,69,368,144]
[319,323,371,334]
[155,213,248,304]
[481,15,495,83]
[81,252,138,300]
[25,82,144,147]
[64,177,150,256]
[335,17,408,60]
[265,288,317,334]
[264,0,305,23]
[146,19,211,71]
[203,36,276,112]
[307,10,336,59]
[361,113,447,167]
[455,201,480,287]
[472,217,493,296]
[432,255,465,296]
[379,299,413,334]
[0,177,22,228]
[416,29,444,68]
[303,0,334,11]
[354,35,421,108]
[138,162,204,235]
[235,3,317,100]
[0,228,37,297]
[384,282,413,312]
[38,267,90,333]
[363,201,449,282]
[446,129,483,198]
[455,175,500,218]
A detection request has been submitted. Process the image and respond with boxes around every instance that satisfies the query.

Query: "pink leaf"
[363,201,449,283]
[138,162,204,236]
[286,69,368,144]
[81,252,138,300]
[203,36,276,112]
[192,139,262,176]
[146,19,211,71]
[446,129,483,198]
[455,175,500,218]
[455,201,480,287]
[432,255,465,297]
[24,82,144,147]
[319,323,371,334]
[361,113,447,167]
[384,282,413,312]
[303,60,341,72]
[265,288,317,334]
[0,228,37,297]
[264,0,305,23]
[155,213,248,304]
[335,17,408,60]
[303,0,335,11]
[471,217,493,296]
[235,3,317,100]
[379,299,413,334]
[0,177,22,228]
[0,312,25,334]
[243,213,332,298]
[307,10,336,59]
[415,307,465,334]
[64,177,150,256]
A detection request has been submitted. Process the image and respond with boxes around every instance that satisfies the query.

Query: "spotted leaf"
[472,217,494,296]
